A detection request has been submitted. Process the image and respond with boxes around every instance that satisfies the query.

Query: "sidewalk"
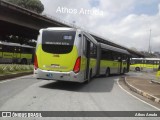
[0,71,33,81]
[124,77,160,103]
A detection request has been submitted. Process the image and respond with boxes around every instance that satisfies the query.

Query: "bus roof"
[83,31,98,45]
[131,58,160,61]
[100,43,130,55]
[44,27,76,31]
[0,42,34,48]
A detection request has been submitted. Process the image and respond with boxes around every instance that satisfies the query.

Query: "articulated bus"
[34,27,130,83]
[130,58,160,71]
[0,42,34,64]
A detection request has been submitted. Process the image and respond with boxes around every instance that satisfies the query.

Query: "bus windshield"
[42,30,76,54]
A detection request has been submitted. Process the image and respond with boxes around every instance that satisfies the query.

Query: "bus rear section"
[34,28,85,82]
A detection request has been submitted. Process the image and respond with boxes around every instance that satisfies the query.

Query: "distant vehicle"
[0,42,35,64]
[130,58,160,71]
[34,27,130,83]
[156,65,160,79]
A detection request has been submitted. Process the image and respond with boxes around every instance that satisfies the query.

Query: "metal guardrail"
[0,64,33,74]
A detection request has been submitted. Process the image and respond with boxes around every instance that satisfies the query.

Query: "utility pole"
[148,29,152,54]
[72,21,76,28]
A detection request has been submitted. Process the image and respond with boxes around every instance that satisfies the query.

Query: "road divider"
[123,77,160,104]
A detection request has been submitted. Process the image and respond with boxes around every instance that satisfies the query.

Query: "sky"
[40,0,160,52]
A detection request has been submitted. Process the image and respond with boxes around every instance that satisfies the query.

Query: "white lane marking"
[0,75,33,84]
[117,79,160,111]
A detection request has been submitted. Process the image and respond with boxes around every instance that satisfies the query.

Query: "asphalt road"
[0,72,159,120]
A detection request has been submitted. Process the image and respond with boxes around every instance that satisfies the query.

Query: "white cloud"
[99,0,134,14]
[40,0,160,52]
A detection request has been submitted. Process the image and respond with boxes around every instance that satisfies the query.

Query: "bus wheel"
[21,59,27,64]
[106,68,110,77]
[135,67,140,71]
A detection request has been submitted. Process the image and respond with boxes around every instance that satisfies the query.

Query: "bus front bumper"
[34,68,85,83]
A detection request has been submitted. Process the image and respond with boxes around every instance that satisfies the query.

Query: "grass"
[0,64,34,76]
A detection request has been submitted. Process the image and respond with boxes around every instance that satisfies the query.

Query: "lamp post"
[148,29,152,54]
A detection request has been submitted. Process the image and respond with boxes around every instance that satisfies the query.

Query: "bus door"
[13,46,16,57]
[0,44,2,58]
[83,36,90,80]
[86,40,90,80]
[127,57,130,72]
[13,46,20,63]
[16,47,21,60]
[118,57,122,74]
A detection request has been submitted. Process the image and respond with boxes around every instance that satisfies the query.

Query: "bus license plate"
[46,73,53,78]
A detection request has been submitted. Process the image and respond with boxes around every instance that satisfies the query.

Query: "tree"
[1,34,36,47]
[6,0,44,14]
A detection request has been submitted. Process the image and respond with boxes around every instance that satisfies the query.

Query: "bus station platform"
[124,76,160,104]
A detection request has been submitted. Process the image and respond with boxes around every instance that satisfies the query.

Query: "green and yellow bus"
[0,42,34,64]
[156,65,160,79]
[34,27,130,83]
[130,58,160,71]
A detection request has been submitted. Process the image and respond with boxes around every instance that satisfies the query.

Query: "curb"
[124,77,160,104]
[151,80,160,85]
[0,71,33,81]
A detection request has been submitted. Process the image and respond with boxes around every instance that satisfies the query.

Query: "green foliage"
[0,65,5,73]
[6,0,44,14]
[1,35,36,47]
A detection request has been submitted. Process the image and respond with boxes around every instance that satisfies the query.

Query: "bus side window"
[90,42,94,57]
[123,55,127,62]
[13,46,16,53]
[93,44,97,58]
[90,42,97,58]
[23,48,28,54]
[0,45,2,52]
[3,45,8,52]
[147,60,152,64]
[14,46,21,53]
[18,47,21,52]
[112,52,119,61]
[101,50,112,60]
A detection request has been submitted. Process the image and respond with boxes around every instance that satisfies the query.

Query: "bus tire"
[21,58,27,64]
[135,67,140,71]
[105,68,110,77]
